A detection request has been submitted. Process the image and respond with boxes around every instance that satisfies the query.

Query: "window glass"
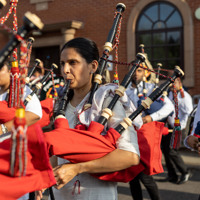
[137,15,152,31]
[153,32,165,45]
[153,21,165,30]
[153,47,166,59]
[166,11,182,28]
[167,31,180,44]
[136,2,183,72]
[145,4,158,22]
[168,45,180,58]
[160,4,174,21]
[138,34,151,46]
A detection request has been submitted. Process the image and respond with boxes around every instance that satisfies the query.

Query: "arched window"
[136,2,183,72]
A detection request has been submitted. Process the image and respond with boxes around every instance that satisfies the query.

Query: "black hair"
[60,37,99,64]
[34,67,43,75]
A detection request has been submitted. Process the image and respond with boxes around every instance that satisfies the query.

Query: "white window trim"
[127,0,194,87]
[30,0,53,3]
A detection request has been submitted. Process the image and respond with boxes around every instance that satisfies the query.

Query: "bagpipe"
[25,58,41,86]
[0,4,56,200]
[43,65,184,184]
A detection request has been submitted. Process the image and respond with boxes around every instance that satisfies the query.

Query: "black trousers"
[161,132,188,178]
[129,172,160,200]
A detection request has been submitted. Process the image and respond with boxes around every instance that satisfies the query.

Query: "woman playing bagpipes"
[36,37,142,200]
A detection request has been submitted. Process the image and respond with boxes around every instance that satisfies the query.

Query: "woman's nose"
[63,63,70,74]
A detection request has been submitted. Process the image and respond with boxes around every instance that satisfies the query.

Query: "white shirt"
[168,90,193,130]
[184,100,200,150]
[126,81,174,122]
[53,84,140,200]
[191,100,200,135]
[0,85,42,119]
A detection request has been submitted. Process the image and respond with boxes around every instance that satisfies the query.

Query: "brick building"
[0,0,200,98]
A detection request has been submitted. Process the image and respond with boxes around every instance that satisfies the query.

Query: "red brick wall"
[0,0,200,96]
[187,0,200,96]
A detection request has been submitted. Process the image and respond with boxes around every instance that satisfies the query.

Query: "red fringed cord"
[103,58,175,81]
[19,39,28,107]
[170,84,182,149]
[112,12,122,84]
[1,0,29,177]
[10,108,27,177]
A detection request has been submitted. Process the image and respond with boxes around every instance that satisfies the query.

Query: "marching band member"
[162,77,193,184]
[36,37,141,200]
[126,67,174,124]
[0,62,42,136]
[126,66,174,200]
[0,62,43,200]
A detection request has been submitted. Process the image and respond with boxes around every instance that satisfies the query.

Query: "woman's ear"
[91,60,98,73]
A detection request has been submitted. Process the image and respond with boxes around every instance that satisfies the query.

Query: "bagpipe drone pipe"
[136,45,170,121]
[0,11,43,69]
[84,3,126,109]
[0,0,6,9]
[43,65,184,183]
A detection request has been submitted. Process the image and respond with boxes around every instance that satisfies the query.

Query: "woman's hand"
[35,188,46,200]
[142,115,152,124]
[53,163,81,190]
